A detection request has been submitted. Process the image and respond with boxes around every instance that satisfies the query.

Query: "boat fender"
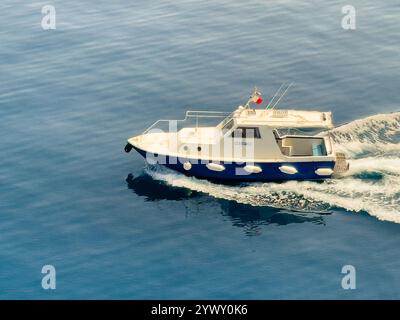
[183,162,192,171]
[244,165,262,174]
[124,143,133,153]
[206,163,225,172]
[315,168,333,176]
[279,165,298,175]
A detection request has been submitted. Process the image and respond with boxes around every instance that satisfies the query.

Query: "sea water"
[0,0,399,299]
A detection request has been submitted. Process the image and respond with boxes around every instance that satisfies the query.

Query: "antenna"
[265,83,286,109]
[270,82,293,110]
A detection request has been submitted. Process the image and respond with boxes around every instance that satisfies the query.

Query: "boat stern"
[333,152,350,175]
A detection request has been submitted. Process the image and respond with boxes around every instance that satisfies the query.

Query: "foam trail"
[345,157,400,177]
[144,112,400,224]
[330,112,400,158]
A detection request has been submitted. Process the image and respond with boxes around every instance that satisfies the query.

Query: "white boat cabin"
[128,106,336,164]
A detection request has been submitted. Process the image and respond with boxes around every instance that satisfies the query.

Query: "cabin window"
[231,127,261,139]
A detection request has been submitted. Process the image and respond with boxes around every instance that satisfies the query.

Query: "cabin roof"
[232,108,334,129]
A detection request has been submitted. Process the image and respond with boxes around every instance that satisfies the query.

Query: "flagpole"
[245,87,261,109]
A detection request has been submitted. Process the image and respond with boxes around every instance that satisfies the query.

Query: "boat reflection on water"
[126,173,196,201]
[125,173,329,236]
[218,202,328,236]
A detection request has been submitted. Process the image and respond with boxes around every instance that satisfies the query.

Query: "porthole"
[197,146,202,152]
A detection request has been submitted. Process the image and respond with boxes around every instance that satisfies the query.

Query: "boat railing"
[142,110,231,135]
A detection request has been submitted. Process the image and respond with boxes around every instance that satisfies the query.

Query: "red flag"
[251,94,263,105]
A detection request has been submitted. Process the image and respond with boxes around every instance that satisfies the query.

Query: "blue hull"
[132,146,335,182]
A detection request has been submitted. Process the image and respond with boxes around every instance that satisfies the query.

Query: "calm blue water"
[1,0,400,299]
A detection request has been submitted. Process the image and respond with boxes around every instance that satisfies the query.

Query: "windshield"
[221,119,235,134]
[275,127,327,137]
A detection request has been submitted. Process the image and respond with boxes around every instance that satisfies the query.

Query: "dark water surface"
[1,1,400,298]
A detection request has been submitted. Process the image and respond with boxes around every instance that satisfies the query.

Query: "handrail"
[142,110,231,134]
[142,119,184,135]
[186,110,231,118]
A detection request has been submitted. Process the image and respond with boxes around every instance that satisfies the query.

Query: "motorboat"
[125,86,349,181]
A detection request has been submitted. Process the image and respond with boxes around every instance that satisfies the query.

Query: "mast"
[244,87,262,109]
